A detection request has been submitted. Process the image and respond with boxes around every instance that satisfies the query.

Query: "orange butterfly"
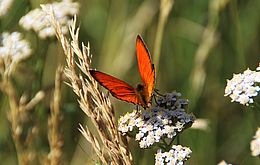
[90,35,155,108]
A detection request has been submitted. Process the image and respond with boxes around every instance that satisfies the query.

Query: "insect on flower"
[90,35,155,108]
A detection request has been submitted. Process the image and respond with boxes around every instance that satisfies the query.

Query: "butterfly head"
[136,84,144,92]
[136,84,152,108]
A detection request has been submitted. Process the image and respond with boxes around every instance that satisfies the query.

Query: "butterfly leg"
[153,88,164,106]
[153,95,159,106]
[105,91,110,98]
[136,105,139,111]
[153,88,163,96]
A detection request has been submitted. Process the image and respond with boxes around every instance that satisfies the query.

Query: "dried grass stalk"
[189,0,230,105]
[43,6,132,165]
[47,67,64,165]
[0,77,45,164]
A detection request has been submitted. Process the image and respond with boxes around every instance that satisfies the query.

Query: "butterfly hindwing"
[89,70,141,105]
[136,35,155,101]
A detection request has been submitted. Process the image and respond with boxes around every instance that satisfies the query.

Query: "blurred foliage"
[0,0,260,164]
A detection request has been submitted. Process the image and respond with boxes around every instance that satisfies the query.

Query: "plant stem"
[253,101,260,110]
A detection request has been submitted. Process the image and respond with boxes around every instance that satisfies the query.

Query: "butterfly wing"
[136,35,155,103]
[89,70,141,105]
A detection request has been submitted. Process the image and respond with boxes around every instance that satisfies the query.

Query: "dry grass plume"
[43,6,133,165]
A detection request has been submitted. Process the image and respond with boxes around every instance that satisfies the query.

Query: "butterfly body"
[135,83,151,108]
[90,35,155,108]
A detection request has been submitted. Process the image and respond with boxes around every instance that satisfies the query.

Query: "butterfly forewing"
[89,70,141,105]
[136,35,155,102]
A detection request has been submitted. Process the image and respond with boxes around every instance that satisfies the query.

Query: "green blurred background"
[0,0,260,164]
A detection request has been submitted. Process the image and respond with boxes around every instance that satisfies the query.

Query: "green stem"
[177,135,180,145]
[162,138,168,146]
[169,136,176,147]
[157,142,167,151]
[253,101,260,110]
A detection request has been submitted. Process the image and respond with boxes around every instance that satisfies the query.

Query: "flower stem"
[253,101,260,110]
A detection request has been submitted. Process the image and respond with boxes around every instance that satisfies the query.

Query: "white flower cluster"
[191,118,209,131]
[224,67,260,106]
[217,160,232,165]
[0,0,13,17]
[118,110,140,134]
[19,0,79,39]
[0,32,31,61]
[118,92,195,148]
[0,32,32,75]
[250,127,260,156]
[155,145,192,165]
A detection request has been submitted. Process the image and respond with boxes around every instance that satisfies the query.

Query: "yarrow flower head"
[217,160,232,165]
[250,127,260,157]
[191,118,210,131]
[155,145,192,165]
[0,0,13,17]
[118,92,195,149]
[19,0,79,39]
[224,66,260,106]
[0,32,32,75]
[0,32,31,60]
